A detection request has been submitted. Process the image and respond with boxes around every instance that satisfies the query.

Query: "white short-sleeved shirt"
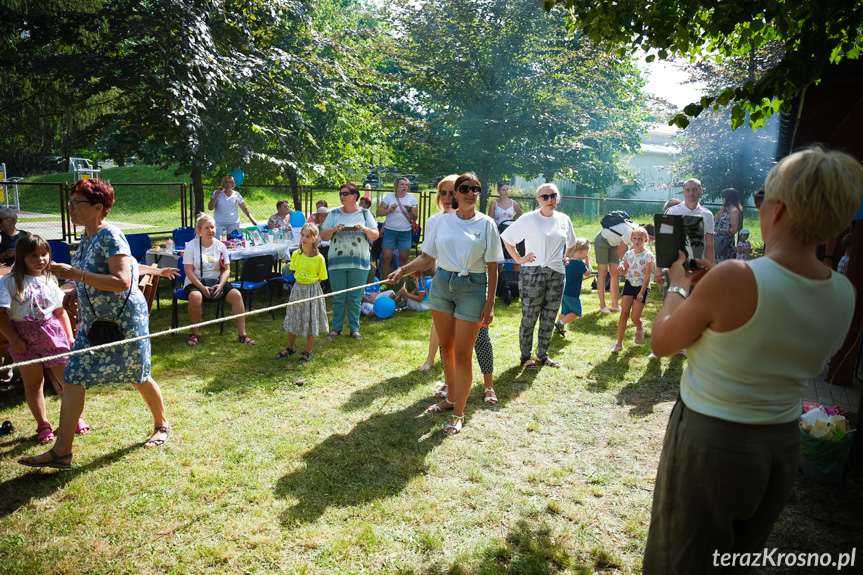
[211,190,245,226]
[382,192,418,232]
[666,203,715,235]
[499,210,576,274]
[182,237,230,287]
[0,274,66,321]
[422,211,503,274]
[624,249,656,287]
[599,220,637,247]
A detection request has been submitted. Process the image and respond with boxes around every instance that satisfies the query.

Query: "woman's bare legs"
[419,323,439,372]
[225,289,248,337]
[432,310,482,434]
[22,383,85,463]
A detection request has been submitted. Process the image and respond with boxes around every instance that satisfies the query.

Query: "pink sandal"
[36,423,55,444]
[76,418,91,435]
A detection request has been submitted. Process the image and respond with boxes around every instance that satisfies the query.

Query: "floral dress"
[714,210,736,263]
[64,226,152,386]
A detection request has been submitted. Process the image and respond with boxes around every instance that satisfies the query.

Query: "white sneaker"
[610,342,623,353]
[599,307,611,314]
[609,306,621,312]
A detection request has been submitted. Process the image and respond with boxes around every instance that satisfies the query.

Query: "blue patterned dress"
[63,226,152,386]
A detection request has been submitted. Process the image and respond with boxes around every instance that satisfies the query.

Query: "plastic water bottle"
[220,228,227,242]
[165,239,174,252]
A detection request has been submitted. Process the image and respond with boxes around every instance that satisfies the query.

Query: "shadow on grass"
[0,444,137,519]
[616,354,684,417]
[402,519,601,575]
[341,367,443,412]
[0,380,28,412]
[585,348,637,393]
[276,364,538,526]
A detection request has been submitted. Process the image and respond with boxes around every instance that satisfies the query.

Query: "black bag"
[600,211,632,235]
[84,283,131,345]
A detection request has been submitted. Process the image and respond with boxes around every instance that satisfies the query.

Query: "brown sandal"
[186,334,200,346]
[144,425,171,448]
[237,334,256,345]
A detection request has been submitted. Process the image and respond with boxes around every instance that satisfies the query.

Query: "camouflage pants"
[518,266,565,363]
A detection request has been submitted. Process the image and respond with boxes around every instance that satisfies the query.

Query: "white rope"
[2,279,388,371]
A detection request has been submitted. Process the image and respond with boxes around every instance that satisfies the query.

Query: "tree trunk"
[287,168,302,212]
[191,166,205,215]
[479,164,491,214]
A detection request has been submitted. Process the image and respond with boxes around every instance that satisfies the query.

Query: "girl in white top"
[500,183,576,368]
[643,148,863,573]
[182,213,255,347]
[207,175,257,235]
[389,172,502,435]
[0,234,88,445]
[611,226,655,353]
[488,182,523,225]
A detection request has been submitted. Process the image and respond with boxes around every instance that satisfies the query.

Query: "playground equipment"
[0,163,21,211]
[71,158,100,181]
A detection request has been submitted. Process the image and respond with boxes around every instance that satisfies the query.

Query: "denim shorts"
[429,269,488,322]
[382,228,412,250]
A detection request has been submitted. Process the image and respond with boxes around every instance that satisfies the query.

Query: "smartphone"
[653,214,705,269]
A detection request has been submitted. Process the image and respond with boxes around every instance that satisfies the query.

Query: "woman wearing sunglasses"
[389,172,502,435]
[500,183,576,369]
[320,183,379,340]
[418,175,499,406]
[643,148,863,572]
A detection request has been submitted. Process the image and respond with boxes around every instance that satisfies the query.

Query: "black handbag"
[84,283,131,345]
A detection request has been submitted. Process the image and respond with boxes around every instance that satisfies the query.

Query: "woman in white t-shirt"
[488,182,523,225]
[207,175,257,235]
[388,172,502,435]
[376,177,418,283]
[500,183,576,369]
[182,213,254,347]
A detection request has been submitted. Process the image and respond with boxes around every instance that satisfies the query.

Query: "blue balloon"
[230,169,244,188]
[373,296,396,319]
[289,210,306,228]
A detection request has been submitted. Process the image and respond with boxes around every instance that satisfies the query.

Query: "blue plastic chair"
[125,233,152,264]
[269,271,295,306]
[411,223,422,255]
[171,255,225,334]
[230,255,275,319]
[48,240,72,265]
[172,227,196,249]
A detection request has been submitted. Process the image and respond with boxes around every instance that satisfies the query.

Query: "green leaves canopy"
[545,0,863,128]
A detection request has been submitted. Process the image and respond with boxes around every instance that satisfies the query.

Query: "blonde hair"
[764,147,863,244]
[435,174,458,211]
[195,212,215,235]
[631,226,649,240]
[221,175,235,188]
[574,237,590,252]
[536,183,560,197]
[300,222,320,257]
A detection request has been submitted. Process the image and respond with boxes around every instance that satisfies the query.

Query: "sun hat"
[316,206,330,214]
[739,228,750,236]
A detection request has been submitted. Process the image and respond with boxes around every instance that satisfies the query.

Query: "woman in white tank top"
[488,182,522,225]
[642,148,863,574]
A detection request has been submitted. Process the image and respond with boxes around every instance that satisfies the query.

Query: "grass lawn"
[1,274,858,574]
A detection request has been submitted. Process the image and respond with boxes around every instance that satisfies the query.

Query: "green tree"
[544,0,863,129]
[387,0,646,210]
[674,42,783,200]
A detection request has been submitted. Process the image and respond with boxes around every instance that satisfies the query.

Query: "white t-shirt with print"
[624,249,656,287]
[422,211,503,274]
[499,210,576,274]
[0,274,66,322]
[666,203,715,235]
[381,192,419,232]
[182,238,229,287]
[212,190,245,226]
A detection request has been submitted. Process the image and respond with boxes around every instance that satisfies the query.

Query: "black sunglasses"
[538,193,558,201]
[457,185,481,195]
[339,191,354,197]
[753,190,764,210]
[439,189,454,196]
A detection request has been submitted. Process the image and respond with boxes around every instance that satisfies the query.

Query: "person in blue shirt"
[554,238,592,335]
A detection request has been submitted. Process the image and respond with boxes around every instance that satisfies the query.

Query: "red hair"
[71,178,115,215]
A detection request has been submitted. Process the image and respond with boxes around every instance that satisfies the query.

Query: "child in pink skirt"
[0,234,90,444]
